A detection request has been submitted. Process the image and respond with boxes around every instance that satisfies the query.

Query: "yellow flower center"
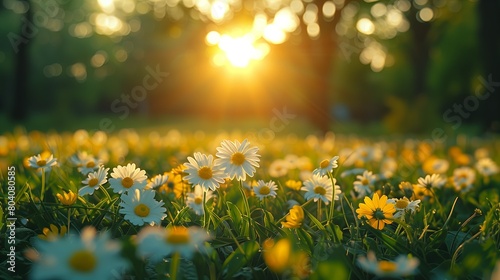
[194,197,203,204]
[231,152,246,166]
[37,159,47,167]
[378,260,397,272]
[395,199,409,209]
[361,178,369,185]
[259,186,271,195]
[88,178,99,187]
[165,227,190,244]
[134,204,150,217]
[86,161,95,168]
[121,177,134,188]
[198,167,213,180]
[68,250,97,273]
[319,159,330,169]
[314,186,326,196]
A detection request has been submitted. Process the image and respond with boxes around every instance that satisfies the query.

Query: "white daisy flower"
[80,166,109,196]
[452,167,476,193]
[475,158,499,177]
[301,174,341,205]
[253,180,278,200]
[387,197,421,219]
[186,185,214,215]
[77,156,102,175]
[119,189,167,226]
[379,158,397,179]
[353,170,376,197]
[108,163,147,194]
[28,153,58,172]
[146,173,169,189]
[215,139,260,181]
[184,152,226,191]
[268,159,290,178]
[357,251,419,277]
[30,227,128,280]
[417,174,446,189]
[137,226,210,262]
[312,156,339,177]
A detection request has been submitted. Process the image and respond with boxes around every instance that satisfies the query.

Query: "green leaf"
[222,241,259,279]
[304,209,326,231]
[310,259,349,280]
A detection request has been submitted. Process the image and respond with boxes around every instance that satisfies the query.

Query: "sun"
[206,32,269,68]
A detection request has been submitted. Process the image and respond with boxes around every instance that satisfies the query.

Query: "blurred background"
[0,0,499,135]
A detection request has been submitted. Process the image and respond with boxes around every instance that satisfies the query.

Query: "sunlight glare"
[211,1,229,22]
[274,7,299,33]
[217,34,266,68]
[98,0,115,13]
[263,24,286,44]
[322,1,336,18]
[356,18,375,35]
[206,31,221,45]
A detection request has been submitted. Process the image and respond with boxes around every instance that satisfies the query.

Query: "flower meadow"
[0,129,499,280]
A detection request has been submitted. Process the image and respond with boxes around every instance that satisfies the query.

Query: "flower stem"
[317,199,322,221]
[170,252,181,280]
[327,172,336,224]
[40,169,46,201]
[238,180,251,219]
[67,208,71,232]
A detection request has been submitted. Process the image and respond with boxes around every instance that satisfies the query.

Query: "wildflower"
[281,205,304,229]
[78,156,102,175]
[79,166,109,196]
[475,158,499,177]
[109,163,147,194]
[452,167,476,193]
[422,157,449,174]
[215,139,260,181]
[146,173,169,189]
[357,251,419,277]
[119,189,167,226]
[37,224,67,241]
[312,156,339,176]
[137,226,210,261]
[184,152,226,191]
[242,180,257,196]
[356,193,395,230]
[302,174,340,204]
[186,185,214,215]
[353,170,376,197]
[56,190,77,206]
[379,158,397,179]
[157,171,186,198]
[30,227,128,280]
[285,179,302,191]
[253,180,278,200]
[417,174,446,189]
[268,159,289,178]
[387,197,421,219]
[262,238,291,273]
[28,153,58,172]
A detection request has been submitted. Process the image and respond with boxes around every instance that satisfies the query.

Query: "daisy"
[312,156,339,177]
[215,139,260,181]
[146,173,169,189]
[30,227,128,280]
[356,193,396,230]
[186,185,214,215]
[119,189,167,226]
[268,159,289,178]
[379,158,397,179]
[301,174,341,205]
[281,205,304,229]
[452,167,476,193]
[387,197,421,219]
[353,170,376,197]
[422,157,449,174]
[357,251,419,277]
[79,166,109,196]
[253,180,278,200]
[475,158,499,177]
[184,152,226,191]
[108,163,147,194]
[417,174,446,189]
[28,153,58,172]
[77,156,102,175]
[137,226,210,262]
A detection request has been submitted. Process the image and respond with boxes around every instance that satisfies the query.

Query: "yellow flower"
[356,193,395,230]
[56,190,77,206]
[38,224,67,240]
[285,180,302,191]
[158,171,186,198]
[262,238,291,273]
[281,205,304,229]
